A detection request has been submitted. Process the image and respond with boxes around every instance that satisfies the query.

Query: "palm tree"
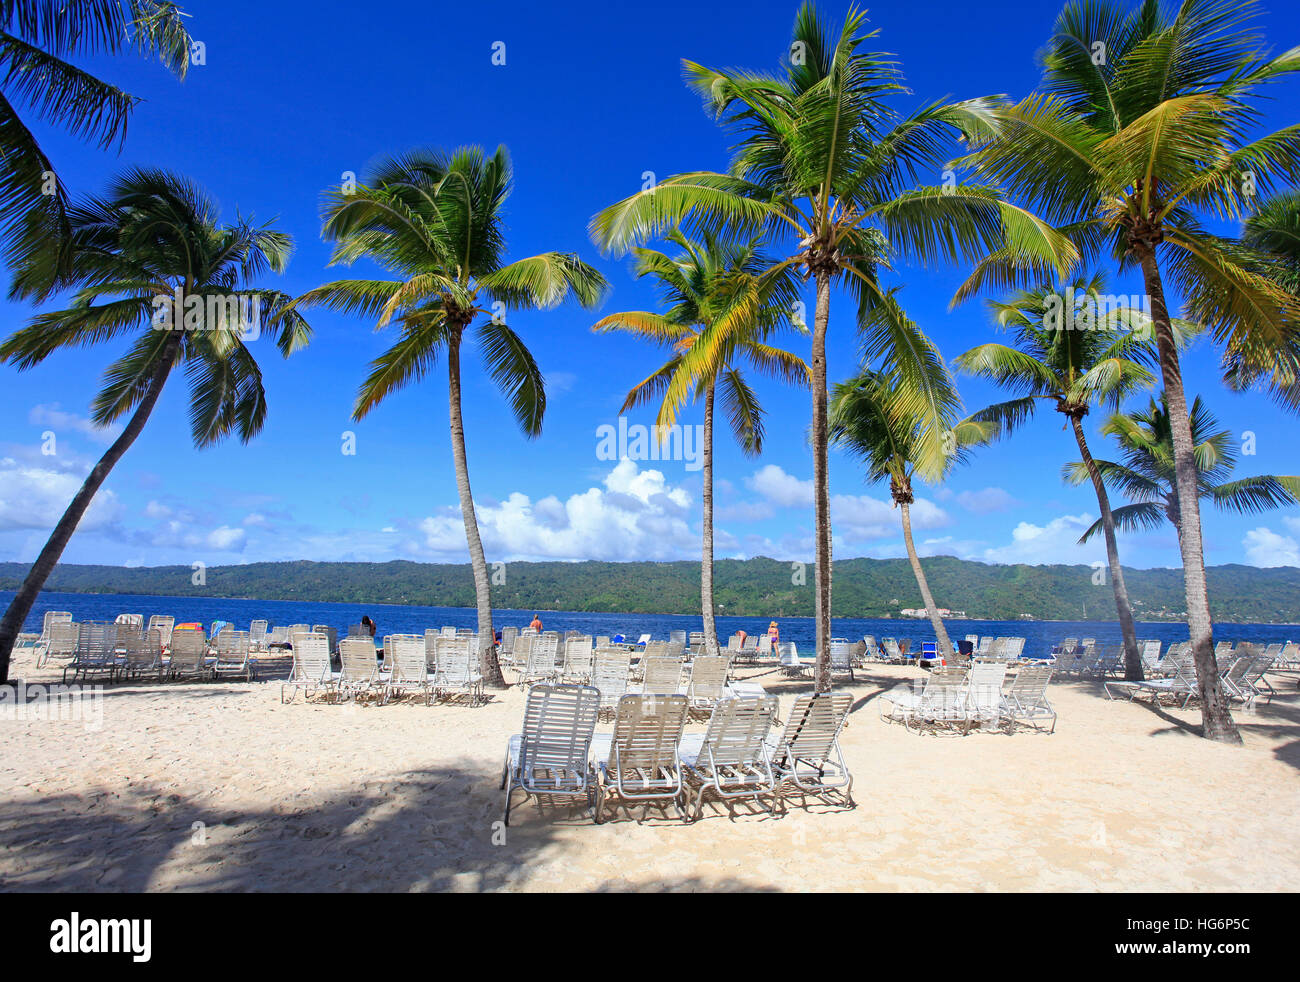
[1065,393,1300,549]
[956,0,1300,741]
[954,275,1170,680]
[1227,191,1300,410]
[0,167,311,682]
[590,3,1074,690]
[593,230,807,653]
[1,1,193,262]
[294,146,607,685]
[829,365,1003,661]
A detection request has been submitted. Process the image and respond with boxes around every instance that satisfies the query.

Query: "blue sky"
[2,0,1299,572]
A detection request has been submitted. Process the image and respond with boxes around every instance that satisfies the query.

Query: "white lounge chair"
[500,683,602,826]
[685,654,729,717]
[767,693,854,806]
[168,626,215,682]
[641,655,684,695]
[338,638,380,702]
[213,629,255,681]
[679,695,780,821]
[281,632,337,703]
[1001,663,1056,733]
[385,634,432,705]
[433,637,484,706]
[591,693,690,823]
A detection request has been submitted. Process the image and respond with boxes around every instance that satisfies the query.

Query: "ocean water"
[8,590,1297,660]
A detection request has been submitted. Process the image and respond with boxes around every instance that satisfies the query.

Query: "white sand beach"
[1,649,1297,892]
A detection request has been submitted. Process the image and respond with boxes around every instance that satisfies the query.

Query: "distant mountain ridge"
[3,557,1299,623]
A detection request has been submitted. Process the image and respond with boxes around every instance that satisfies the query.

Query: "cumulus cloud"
[0,458,123,532]
[1242,526,1300,567]
[956,486,1019,514]
[746,464,812,507]
[206,526,247,551]
[981,513,1105,565]
[418,458,698,561]
[740,464,949,542]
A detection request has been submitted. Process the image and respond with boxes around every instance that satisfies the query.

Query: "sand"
[1,648,1296,892]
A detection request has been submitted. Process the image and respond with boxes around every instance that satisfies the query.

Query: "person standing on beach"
[361,615,377,638]
[529,614,543,632]
[767,621,780,646]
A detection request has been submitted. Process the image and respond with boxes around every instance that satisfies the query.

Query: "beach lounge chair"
[779,642,807,677]
[966,662,1008,731]
[591,647,631,718]
[1001,663,1056,733]
[63,621,120,684]
[144,614,174,650]
[679,695,780,821]
[591,693,690,822]
[641,655,684,695]
[1138,639,1162,674]
[248,619,268,651]
[829,639,855,681]
[281,632,336,703]
[115,613,143,629]
[36,618,77,669]
[434,637,484,706]
[500,683,602,826]
[1224,647,1275,707]
[338,638,380,702]
[1105,648,1198,706]
[213,629,255,681]
[881,637,903,663]
[31,610,72,666]
[385,634,432,705]
[685,654,729,717]
[521,635,560,687]
[562,636,594,682]
[168,626,215,682]
[767,692,854,806]
[120,626,165,682]
[499,625,519,667]
[882,671,967,734]
[862,634,879,663]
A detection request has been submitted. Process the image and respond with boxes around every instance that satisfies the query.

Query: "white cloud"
[956,486,1019,514]
[981,512,1104,565]
[28,404,121,444]
[418,458,698,561]
[746,464,812,506]
[1243,526,1300,567]
[206,526,247,551]
[0,458,123,532]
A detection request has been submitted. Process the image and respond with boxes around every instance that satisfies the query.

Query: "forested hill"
[3,557,1299,623]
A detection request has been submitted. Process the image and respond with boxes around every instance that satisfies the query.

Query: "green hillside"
[2,557,1298,623]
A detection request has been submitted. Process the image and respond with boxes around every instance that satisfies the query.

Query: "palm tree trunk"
[1136,248,1238,743]
[700,380,718,654]
[1068,414,1143,681]
[899,499,954,660]
[0,333,182,683]
[811,269,833,692]
[447,331,502,687]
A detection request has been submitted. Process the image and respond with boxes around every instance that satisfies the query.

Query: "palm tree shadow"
[0,762,567,892]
